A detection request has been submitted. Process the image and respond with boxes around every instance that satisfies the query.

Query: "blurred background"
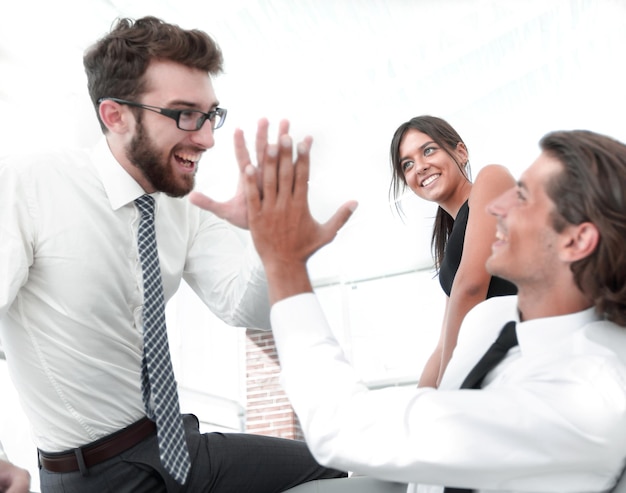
[2,0,625,488]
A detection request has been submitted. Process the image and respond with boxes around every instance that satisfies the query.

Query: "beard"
[126,120,196,197]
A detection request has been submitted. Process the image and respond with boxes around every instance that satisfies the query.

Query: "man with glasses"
[0,16,344,493]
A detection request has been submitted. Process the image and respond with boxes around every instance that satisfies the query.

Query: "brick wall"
[245,329,304,440]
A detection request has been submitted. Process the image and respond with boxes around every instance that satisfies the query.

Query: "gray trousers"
[39,414,346,492]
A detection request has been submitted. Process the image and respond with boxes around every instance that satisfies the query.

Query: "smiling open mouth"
[174,151,200,169]
[421,174,440,187]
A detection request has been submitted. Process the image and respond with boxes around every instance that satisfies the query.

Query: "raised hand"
[188,118,290,229]
[244,133,357,303]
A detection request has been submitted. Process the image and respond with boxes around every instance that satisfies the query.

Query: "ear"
[455,141,469,165]
[560,222,599,262]
[98,100,132,134]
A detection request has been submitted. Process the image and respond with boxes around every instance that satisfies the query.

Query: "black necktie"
[443,321,518,493]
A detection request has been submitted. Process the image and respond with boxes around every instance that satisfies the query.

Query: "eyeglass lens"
[177,111,224,131]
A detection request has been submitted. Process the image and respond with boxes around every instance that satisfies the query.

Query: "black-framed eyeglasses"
[98,97,227,131]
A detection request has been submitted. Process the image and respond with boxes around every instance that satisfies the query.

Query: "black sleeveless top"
[439,200,517,298]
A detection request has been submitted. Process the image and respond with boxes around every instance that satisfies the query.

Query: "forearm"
[439,283,490,383]
[185,235,272,329]
[417,347,443,388]
[419,298,448,388]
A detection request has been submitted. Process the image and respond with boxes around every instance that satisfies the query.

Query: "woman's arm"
[432,164,516,386]
[417,297,449,387]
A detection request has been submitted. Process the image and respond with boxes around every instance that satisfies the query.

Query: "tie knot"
[135,195,155,219]
[496,321,518,352]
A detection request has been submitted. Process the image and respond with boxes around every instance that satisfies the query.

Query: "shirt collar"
[91,138,151,211]
[516,306,600,355]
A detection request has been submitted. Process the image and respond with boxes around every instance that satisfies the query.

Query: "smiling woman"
[389,115,517,388]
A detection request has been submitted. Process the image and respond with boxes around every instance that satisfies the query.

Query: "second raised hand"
[244,133,358,304]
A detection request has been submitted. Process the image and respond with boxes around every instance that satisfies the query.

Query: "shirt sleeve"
[270,293,625,490]
[0,160,34,319]
[183,212,271,330]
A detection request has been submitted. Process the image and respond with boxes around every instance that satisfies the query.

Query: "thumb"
[189,191,221,214]
[189,191,234,221]
[322,200,358,239]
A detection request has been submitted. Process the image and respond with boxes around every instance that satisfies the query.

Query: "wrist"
[263,260,313,304]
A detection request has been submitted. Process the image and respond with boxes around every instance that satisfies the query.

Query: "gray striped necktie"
[135,194,191,484]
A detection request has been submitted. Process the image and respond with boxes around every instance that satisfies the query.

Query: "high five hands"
[190,119,358,303]
[244,127,357,304]
[189,118,290,229]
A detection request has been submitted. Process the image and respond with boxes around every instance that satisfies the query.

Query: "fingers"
[277,119,290,137]
[244,164,261,218]
[256,132,300,208]
[254,118,270,166]
[235,118,290,176]
[262,143,279,205]
[261,134,314,210]
[263,134,303,207]
[255,118,290,167]
[293,136,313,202]
[254,118,291,192]
[234,128,252,174]
[277,135,295,206]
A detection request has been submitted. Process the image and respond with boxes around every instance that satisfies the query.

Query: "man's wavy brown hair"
[541,130,626,326]
[83,16,223,132]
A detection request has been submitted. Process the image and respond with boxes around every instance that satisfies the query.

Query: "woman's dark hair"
[83,16,224,132]
[540,129,626,326]
[389,115,470,270]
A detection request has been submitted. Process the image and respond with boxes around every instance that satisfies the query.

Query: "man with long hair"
[240,128,626,491]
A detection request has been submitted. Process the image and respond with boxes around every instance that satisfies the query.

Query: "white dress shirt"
[0,139,270,452]
[271,293,626,492]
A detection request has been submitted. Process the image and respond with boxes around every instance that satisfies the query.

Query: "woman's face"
[398,128,469,206]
